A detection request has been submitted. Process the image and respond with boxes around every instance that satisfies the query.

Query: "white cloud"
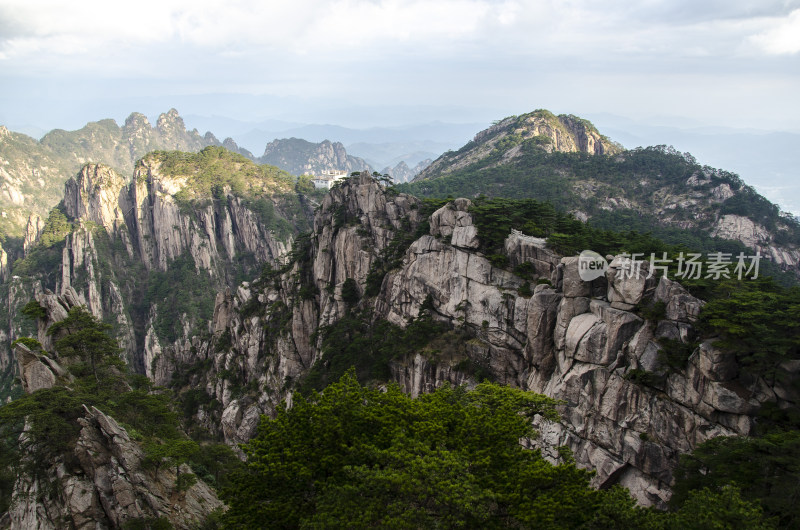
[749,8,800,54]
[0,0,795,73]
[0,0,798,133]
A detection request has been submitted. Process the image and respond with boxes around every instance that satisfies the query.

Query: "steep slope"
[152,173,423,443]
[0,147,314,396]
[148,174,796,509]
[0,109,251,238]
[5,300,224,529]
[403,111,800,274]
[259,138,373,175]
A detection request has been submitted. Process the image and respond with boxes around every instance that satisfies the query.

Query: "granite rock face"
[167,179,794,510]
[6,157,297,375]
[8,406,222,530]
[154,174,424,446]
[260,138,373,176]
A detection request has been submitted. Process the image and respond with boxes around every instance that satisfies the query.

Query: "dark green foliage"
[222,371,621,528]
[299,307,448,393]
[224,371,771,528]
[699,278,800,379]
[11,337,43,351]
[657,338,697,371]
[340,278,359,307]
[467,196,673,261]
[517,281,533,297]
[637,300,667,322]
[144,253,215,343]
[672,431,800,527]
[0,308,245,515]
[144,438,200,486]
[153,146,312,239]
[624,369,661,388]
[155,146,293,200]
[37,205,73,248]
[48,306,123,382]
[176,472,198,491]
[11,206,73,280]
[0,311,183,506]
[214,329,233,353]
[400,143,800,260]
[665,485,774,530]
[189,443,244,490]
[20,300,47,320]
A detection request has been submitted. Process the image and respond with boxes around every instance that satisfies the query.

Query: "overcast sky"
[0,0,798,132]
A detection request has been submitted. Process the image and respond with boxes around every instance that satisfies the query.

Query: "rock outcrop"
[410,115,800,277]
[3,155,300,381]
[151,174,422,445]
[8,406,223,529]
[5,170,795,521]
[163,176,794,510]
[381,159,432,183]
[14,342,67,393]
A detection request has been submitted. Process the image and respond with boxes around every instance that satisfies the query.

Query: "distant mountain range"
[259,138,373,176]
[0,109,446,239]
[181,114,481,170]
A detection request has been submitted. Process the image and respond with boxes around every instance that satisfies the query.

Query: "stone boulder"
[15,342,68,393]
[654,277,704,323]
[606,256,656,308]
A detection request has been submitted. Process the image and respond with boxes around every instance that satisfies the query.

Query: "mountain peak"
[123,112,150,129]
[156,108,186,132]
[415,109,620,181]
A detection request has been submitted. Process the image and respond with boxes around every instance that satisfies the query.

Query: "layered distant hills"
[0,110,435,239]
[258,138,373,176]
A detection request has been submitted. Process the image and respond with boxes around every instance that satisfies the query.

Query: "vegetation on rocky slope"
[0,307,240,514]
[400,144,800,252]
[2,133,799,527]
[150,146,322,237]
[221,370,770,529]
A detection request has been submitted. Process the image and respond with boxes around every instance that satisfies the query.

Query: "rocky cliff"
[7,306,223,529]
[2,153,795,518]
[381,158,432,183]
[260,138,373,176]
[150,174,794,509]
[1,149,306,391]
[152,173,422,444]
[0,109,250,238]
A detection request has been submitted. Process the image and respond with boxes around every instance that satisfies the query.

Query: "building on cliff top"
[310,169,348,189]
